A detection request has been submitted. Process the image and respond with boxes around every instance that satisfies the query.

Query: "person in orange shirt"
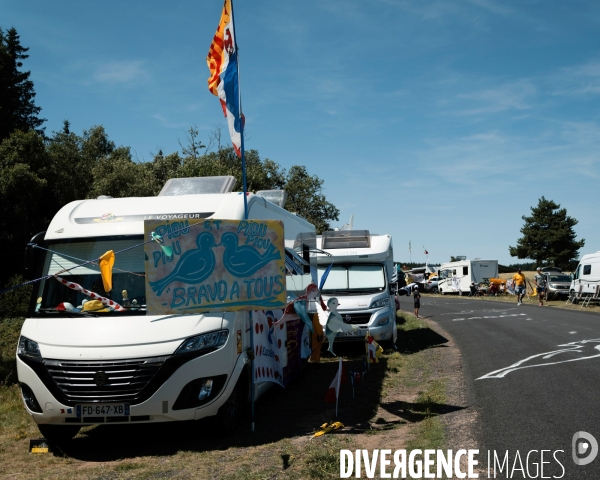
[512,268,527,305]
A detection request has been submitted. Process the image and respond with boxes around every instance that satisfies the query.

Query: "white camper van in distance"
[570,251,600,296]
[17,177,315,441]
[437,259,499,295]
[314,230,397,345]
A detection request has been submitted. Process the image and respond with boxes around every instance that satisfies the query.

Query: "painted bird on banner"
[149,232,217,296]
[220,232,281,277]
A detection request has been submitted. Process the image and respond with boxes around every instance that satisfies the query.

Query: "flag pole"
[230,0,254,432]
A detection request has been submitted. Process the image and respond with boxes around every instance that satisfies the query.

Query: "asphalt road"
[401,295,600,478]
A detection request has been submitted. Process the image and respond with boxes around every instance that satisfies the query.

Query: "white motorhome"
[437,259,499,295]
[17,177,315,441]
[570,251,600,296]
[314,230,397,345]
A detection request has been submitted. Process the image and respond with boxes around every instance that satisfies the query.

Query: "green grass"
[0,384,38,447]
[406,380,447,451]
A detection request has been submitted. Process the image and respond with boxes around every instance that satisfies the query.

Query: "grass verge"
[0,311,452,479]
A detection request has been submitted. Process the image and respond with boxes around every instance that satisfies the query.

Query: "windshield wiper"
[37,308,99,318]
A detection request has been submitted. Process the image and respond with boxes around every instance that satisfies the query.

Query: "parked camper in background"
[18,176,316,442]
[570,251,600,296]
[315,230,397,345]
[437,259,499,295]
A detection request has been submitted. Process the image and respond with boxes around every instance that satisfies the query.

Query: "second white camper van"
[570,251,600,296]
[437,259,499,295]
[314,230,397,345]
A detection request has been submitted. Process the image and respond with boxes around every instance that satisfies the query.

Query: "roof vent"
[158,176,236,196]
[322,230,371,249]
[256,190,287,208]
[97,195,113,200]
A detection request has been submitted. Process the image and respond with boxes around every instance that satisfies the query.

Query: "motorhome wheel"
[37,424,80,443]
[217,377,246,435]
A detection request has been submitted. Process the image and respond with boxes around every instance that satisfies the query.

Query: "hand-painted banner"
[252,309,307,387]
[144,219,287,314]
[253,309,286,387]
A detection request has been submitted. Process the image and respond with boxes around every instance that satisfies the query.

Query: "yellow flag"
[99,250,115,292]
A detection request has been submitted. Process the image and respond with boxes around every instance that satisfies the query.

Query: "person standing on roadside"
[413,285,421,318]
[513,267,526,305]
[534,267,546,307]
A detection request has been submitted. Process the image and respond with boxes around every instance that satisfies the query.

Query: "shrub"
[0,317,24,385]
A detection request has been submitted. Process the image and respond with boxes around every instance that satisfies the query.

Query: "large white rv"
[314,230,397,345]
[437,259,499,295]
[17,177,315,441]
[570,251,600,296]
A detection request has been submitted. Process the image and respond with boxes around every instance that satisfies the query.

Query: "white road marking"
[453,313,527,322]
[477,339,600,379]
[569,331,577,334]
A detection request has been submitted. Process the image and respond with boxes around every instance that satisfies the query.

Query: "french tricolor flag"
[207,0,243,157]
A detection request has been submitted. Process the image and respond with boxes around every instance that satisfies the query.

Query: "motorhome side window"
[463,266,468,275]
[583,265,592,275]
[452,269,456,275]
[574,265,581,279]
[34,237,146,315]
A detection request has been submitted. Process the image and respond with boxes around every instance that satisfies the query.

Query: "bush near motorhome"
[0,276,31,384]
[0,317,24,385]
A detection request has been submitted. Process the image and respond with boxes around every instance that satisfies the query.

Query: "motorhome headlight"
[18,336,41,359]
[175,330,228,355]
[370,298,389,309]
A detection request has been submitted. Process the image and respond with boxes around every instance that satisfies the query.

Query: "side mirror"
[570,273,574,280]
[24,231,47,280]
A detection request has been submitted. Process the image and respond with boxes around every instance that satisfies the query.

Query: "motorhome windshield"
[33,236,146,316]
[318,264,386,294]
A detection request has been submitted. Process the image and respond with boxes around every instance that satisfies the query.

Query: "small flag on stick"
[325,358,343,417]
[365,330,383,364]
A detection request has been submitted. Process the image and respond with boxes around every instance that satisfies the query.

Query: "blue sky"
[3,0,600,265]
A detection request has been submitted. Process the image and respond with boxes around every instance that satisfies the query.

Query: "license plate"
[76,404,130,417]
[336,330,363,338]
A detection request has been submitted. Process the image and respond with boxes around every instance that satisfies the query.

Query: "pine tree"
[509,197,585,270]
[0,27,45,142]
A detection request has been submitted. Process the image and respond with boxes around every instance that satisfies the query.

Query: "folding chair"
[566,284,583,306]
[582,285,600,307]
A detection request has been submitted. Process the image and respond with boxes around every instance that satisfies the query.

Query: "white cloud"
[551,60,600,96]
[152,114,188,129]
[92,60,149,84]
[455,80,537,115]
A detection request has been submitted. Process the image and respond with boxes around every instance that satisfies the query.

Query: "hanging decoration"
[98,250,115,292]
[53,276,124,311]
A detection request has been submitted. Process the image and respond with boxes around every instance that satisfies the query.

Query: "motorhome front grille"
[341,313,372,325]
[43,356,168,403]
